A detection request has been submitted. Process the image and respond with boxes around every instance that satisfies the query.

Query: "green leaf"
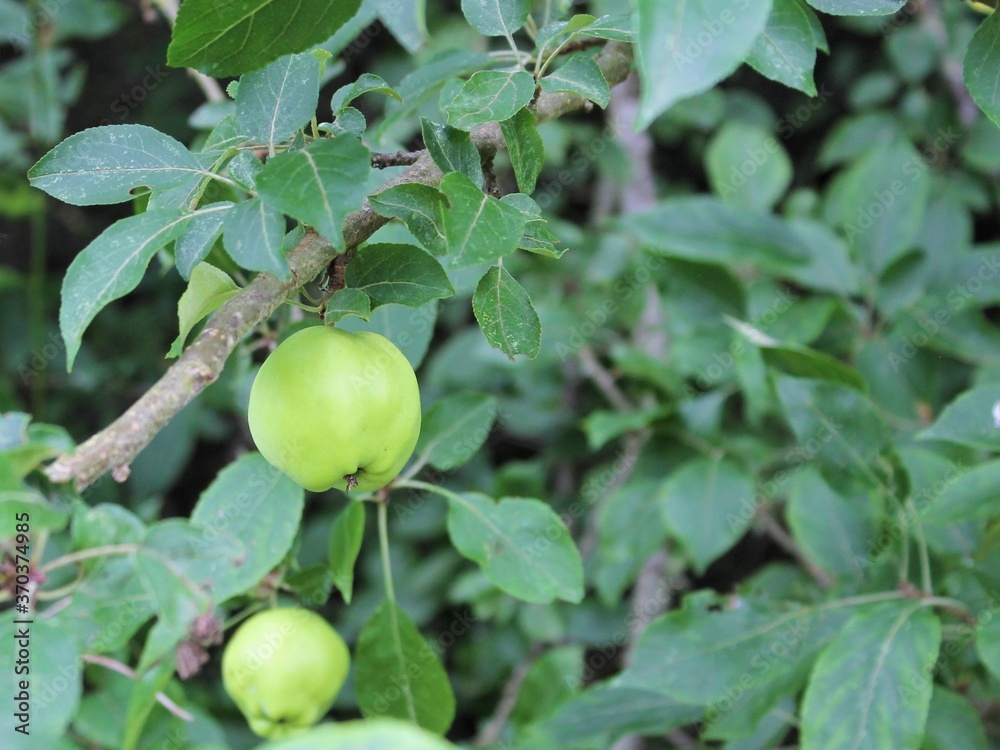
[222,197,289,278]
[355,601,456,734]
[921,459,1000,523]
[190,452,305,603]
[535,14,598,49]
[121,657,175,750]
[174,201,232,279]
[472,264,541,359]
[539,54,611,108]
[234,52,320,148]
[634,0,774,128]
[747,0,819,95]
[416,393,499,470]
[581,13,635,42]
[167,0,363,77]
[628,196,806,273]
[776,376,889,472]
[332,73,401,114]
[28,124,213,206]
[619,593,849,704]
[375,0,428,53]
[918,384,1000,451]
[801,602,940,750]
[420,118,483,188]
[325,288,372,324]
[441,172,526,267]
[659,457,756,573]
[922,687,988,750]
[167,263,239,358]
[805,0,906,14]
[582,407,667,451]
[786,467,879,578]
[60,208,197,371]
[255,136,372,249]
[499,108,544,194]
[256,719,457,749]
[824,140,933,274]
[328,501,365,604]
[445,70,536,131]
[369,183,448,255]
[346,243,454,309]
[705,122,793,211]
[543,684,703,747]
[726,316,867,391]
[445,492,584,603]
[0,619,81,745]
[460,0,530,36]
[965,11,1000,127]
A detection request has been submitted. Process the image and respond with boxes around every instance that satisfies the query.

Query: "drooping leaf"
[746,0,819,95]
[420,118,483,188]
[167,0,363,76]
[222,196,289,278]
[28,124,213,206]
[965,9,1000,127]
[460,0,530,37]
[325,288,372,324]
[440,172,526,268]
[234,52,320,149]
[375,0,429,53]
[60,208,197,370]
[801,602,940,750]
[633,0,774,128]
[167,262,240,357]
[328,501,366,604]
[445,492,584,603]
[331,73,401,114]
[346,243,454,309]
[174,201,233,279]
[499,108,544,194]
[416,393,499,470]
[539,54,611,108]
[472,264,541,359]
[369,183,448,255]
[255,136,372,248]
[355,601,456,734]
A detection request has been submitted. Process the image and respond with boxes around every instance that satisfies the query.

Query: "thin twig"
[371,150,424,169]
[578,346,633,411]
[758,511,834,589]
[475,647,543,745]
[81,655,195,722]
[43,42,636,490]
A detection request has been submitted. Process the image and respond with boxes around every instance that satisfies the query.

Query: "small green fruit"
[222,607,350,739]
[247,325,421,492]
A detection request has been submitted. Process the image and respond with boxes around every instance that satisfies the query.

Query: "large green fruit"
[248,325,421,492]
[222,607,350,739]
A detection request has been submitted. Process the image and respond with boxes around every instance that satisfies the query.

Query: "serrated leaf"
[416,393,499,470]
[235,52,320,149]
[499,108,544,194]
[445,70,535,131]
[747,0,819,95]
[460,0,530,36]
[918,384,1000,451]
[964,10,1000,127]
[190,452,304,602]
[805,0,906,14]
[356,601,456,734]
[328,501,365,603]
[332,73,401,114]
[472,264,541,359]
[441,172,526,267]
[346,243,454,309]
[175,201,233,280]
[222,196,289,278]
[659,456,756,573]
[369,183,448,255]
[445,492,584,603]
[801,602,940,750]
[167,262,240,358]
[167,0,363,77]
[325,288,372,324]
[420,118,483,187]
[634,0,773,128]
[60,208,198,371]
[540,54,611,108]
[255,136,372,248]
[28,124,213,206]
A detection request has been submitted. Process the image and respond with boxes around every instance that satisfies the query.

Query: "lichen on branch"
[44,41,635,490]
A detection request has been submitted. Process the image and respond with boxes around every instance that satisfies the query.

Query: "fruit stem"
[377,497,396,606]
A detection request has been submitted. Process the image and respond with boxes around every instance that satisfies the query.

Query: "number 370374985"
[13,512,30,605]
